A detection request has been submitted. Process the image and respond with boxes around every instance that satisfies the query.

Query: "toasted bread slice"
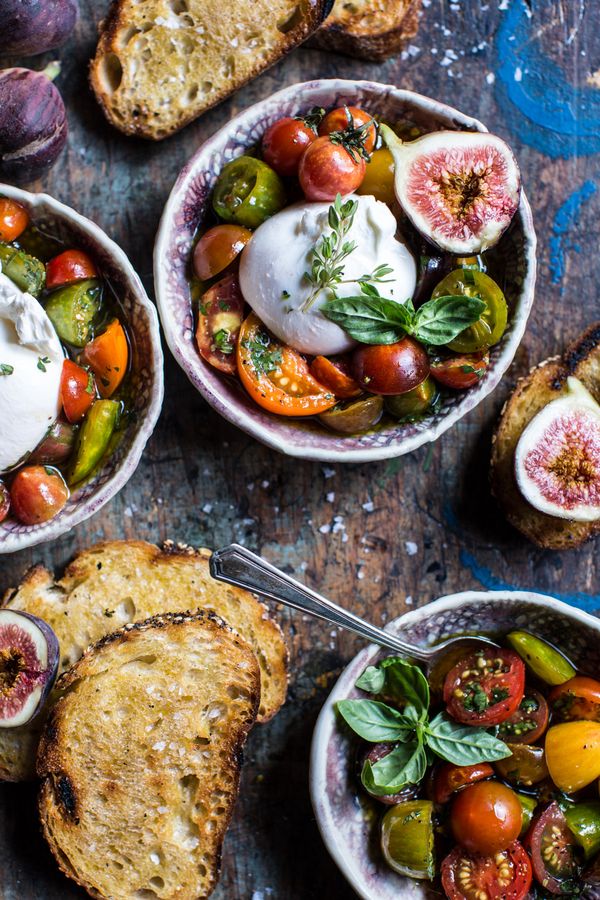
[38,612,260,900]
[312,0,421,61]
[0,540,286,781]
[491,323,600,550]
[90,0,333,140]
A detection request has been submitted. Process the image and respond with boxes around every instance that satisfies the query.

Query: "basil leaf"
[336,699,415,742]
[379,657,430,720]
[362,740,427,792]
[355,665,385,693]
[412,294,486,346]
[323,296,411,344]
[425,711,512,765]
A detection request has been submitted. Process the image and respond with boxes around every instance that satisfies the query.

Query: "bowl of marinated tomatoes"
[155,78,536,461]
[311,589,600,899]
[0,186,163,551]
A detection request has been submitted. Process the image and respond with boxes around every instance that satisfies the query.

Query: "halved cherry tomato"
[318,395,383,433]
[352,338,430,396]
[524,802,581,893]
[441,841,532,900]
[81,319,129,398]
[193,224,252,281]
[0,481,10,522]
[309,356,361,399]
[495,743,549,788]
[262,116,317,176]
[357,147,395,204]
[237,313,336,416]
[432,269,508,352]
[550,676,600,723]
[451,781,523,856]
[545,721,600,793]
[0,198,29,242]
[498,687,549,744]
[443,648,525,726]
[9,466,69,525]
[433,762,494,805]
[299,136,366,202]
[46,249,98,290]
[60,359,95,423]
[319,106,377,154]
[196,274,245,376]
[431,352,489,389]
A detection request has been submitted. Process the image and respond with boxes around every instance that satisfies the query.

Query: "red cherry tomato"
[60,359,95,423]
[262,117,317,177]
[549,675,600,723]
[498,687,549,743]
[309,356,361,399]
[299,136,366,202]
[10,466,69,525]
[319,106,377,154]
[0,481,10,523]
[431,352,489,389]
[443,648,526,726]
[432,762,494,805]
[193,224,252,281]
[0,198,29,242]
[351,338,430,396]
[450,782,523,856]
[196,274,245,376]
[441,841,532,900]
[524,802,581,893]
[46,250,98,290]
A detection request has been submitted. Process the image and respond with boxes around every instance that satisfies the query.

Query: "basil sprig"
[323,283,486,347]
[337,657,511,796]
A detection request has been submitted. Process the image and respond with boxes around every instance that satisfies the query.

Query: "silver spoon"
[210,544,498,668]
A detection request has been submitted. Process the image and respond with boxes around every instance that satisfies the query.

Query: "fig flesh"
[0,609,59,728]
[381,125,521,255]
[514,377,600,522]
[0,0,79,57]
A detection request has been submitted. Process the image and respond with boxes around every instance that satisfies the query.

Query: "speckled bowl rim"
[309,590,600,899]
[155,79,537,463]
[0,184,164,553]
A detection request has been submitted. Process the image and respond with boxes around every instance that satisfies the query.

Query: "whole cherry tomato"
[319,106,377,154]
[193,224,252,281]
[262,116,317,176]
[450,781,523,855]
[550,676,600,722]
[432,761,494,804]
[46,250,98,290]
[545,721,600,793]
[10,466,69,525]
[309,356,361,399]
[443,648,525,727]
[441,841,532,900]
[351,338,430,396]
[357,148,395,204]
[299,136,366,202]
[0,198,29,242]
[431,352,489,389]
[60,359,95,423]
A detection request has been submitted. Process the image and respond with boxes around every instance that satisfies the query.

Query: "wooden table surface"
[2,1,600,897]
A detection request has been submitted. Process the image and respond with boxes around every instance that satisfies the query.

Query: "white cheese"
[239,195,416,356]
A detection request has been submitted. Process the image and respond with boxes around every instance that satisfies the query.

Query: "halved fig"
[381,124,521,255]
[515,377,600,522]
[0,609,59,728]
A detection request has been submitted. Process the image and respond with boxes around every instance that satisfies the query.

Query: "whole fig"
[0,64,68,184]
[0,0,79,57]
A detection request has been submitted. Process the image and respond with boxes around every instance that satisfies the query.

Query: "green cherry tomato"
[432,268,508,353]
[565,803,600,860]
[212,156,286,229]
[0,241,46,296]
[381,800,435,880]
[384,376,438,420]
[68,399,119,485]
[517,793,538,836]
[318,395,383,433]
[506,631,576,686]
[45,279,103,347]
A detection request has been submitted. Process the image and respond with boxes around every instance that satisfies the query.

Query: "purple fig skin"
[0,67,68,184]
[0,0,79,57]
[0,609,60,728]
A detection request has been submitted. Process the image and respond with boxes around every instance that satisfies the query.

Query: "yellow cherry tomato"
[357,148,395,204]
[545,721,600,793]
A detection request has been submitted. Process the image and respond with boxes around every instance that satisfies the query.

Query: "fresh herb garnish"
[37,356,51,372]
[213,329,234,355]
[218,300,231,311]
[281,290,290,299]
[462,682,490,713]
[85,371,95,395]
[243,331,283,375]
[0,363,14,376]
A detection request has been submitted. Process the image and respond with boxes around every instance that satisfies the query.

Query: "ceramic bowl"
[0,184,164,552]
[310,590,600,899]
[155,79,537,463]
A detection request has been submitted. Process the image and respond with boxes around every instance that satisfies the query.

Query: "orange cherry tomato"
[262,117,317,177]
[193,224,252,281]
[549,676,600,722]
[46,250,98,290]
[545,721,600,792]
[237,313,336,417]
[81,319,129,398]
[450,782,523,856]
[0,198,29,242]
[60,359,95,423]
[431,352,489,389]
[319,106,377,154]
[196,274,245,376]
[299,136,366,202]
[432,762,494,805]
[309,356,361,399]
[10,466,69,525]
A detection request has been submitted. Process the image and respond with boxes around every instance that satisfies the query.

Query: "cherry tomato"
[444,648,525,727]
[10,466,69,525]
[299,136,366,202]
[195,274,245,376]
[60,359,95,423]
[319,106,377,154]
[495,743,549,788]
[550,676,600,723]
[450,782,523,856]
[262,117,317,176]
[433,762,494,805]
[498,687,549,744]
[441,841,532,900]
[309,356,361,399]
[431,352,489,389]
[0,481,10,522]
[193,224,252,281]
[384,376,437,420]
[359,744,420,805]
[318,395,383,434]
[524,802,581,893]
[432,269,508,352]
[357,148,396,205]
[45,250,98,290]
[81,319,129,398]
[29,420,75,466]
[545,721,600,793]
[0,198,29,242]
[237,313,336,416]
[352,338,430,396]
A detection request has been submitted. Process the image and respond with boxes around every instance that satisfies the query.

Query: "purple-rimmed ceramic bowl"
[0,184,164,552]
[310,590,600,899]
[155,79,537,463]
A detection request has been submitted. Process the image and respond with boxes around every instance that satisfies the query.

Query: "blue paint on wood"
[549,181,597,286]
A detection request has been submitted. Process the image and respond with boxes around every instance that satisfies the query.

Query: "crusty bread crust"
[491,323,600,550]
[312,0,421,61]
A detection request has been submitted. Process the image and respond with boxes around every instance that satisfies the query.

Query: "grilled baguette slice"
[90,0,333,139]
[0,540,286,781]
[312,0,421,61]
[38,612,260,900]
[491,323,600,550]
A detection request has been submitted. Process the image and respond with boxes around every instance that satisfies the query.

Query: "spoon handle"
[210,544,429,661]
